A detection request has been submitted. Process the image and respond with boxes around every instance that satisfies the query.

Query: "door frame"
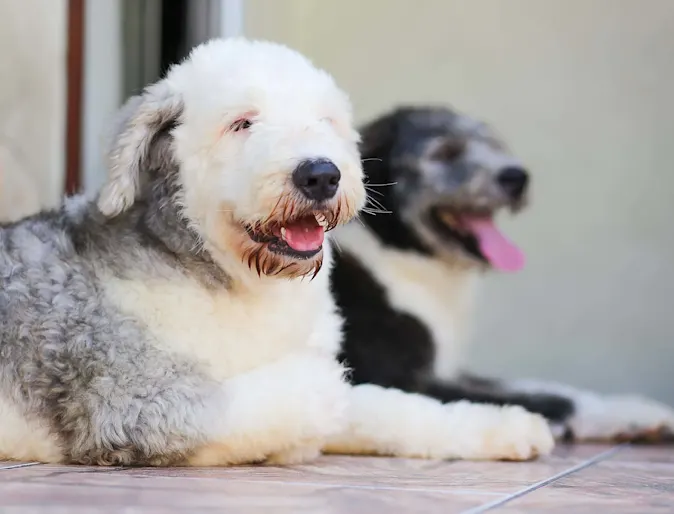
[66,0,245,195]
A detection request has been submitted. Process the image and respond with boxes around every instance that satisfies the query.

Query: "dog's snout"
[292,159,341,202]
[496,166,529,200]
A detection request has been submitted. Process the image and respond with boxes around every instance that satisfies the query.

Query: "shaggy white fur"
[325,385,552,461]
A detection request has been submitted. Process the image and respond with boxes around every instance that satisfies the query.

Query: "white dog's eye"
[230,118,253,132]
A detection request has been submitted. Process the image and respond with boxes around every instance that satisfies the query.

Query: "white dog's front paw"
[229,353,350,439]
[568,394,674,443]
[445,402,555,461]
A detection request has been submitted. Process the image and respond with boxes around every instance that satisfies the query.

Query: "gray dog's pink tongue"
[460,216,525,272]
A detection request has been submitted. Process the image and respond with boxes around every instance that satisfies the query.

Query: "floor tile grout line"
[459,444,630,514]
[0,462,42,471]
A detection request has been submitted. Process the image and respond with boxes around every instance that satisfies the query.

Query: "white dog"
[0,38,551,466]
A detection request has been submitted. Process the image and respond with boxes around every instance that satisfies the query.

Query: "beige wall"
[247,0,674,404]
[0,0,67,211]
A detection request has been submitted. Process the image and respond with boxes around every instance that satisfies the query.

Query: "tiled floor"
[0,445,672,513]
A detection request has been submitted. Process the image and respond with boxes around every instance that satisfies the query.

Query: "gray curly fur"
[0,95,232,466]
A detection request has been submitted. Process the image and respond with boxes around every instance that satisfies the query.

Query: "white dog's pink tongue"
[283,217,325,252]
[460,216,525,272]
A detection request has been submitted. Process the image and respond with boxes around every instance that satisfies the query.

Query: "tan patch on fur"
[188,438,324,466]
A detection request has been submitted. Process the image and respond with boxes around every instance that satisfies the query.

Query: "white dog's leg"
[187,353,350,466]
[507,379,674,442]
[323,384,554,461]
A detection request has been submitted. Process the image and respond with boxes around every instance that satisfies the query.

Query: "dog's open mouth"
[429,207,525,272]
[246,213,330,259]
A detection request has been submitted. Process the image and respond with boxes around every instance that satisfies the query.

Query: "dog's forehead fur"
[167,39,355,129]
[396,106,472,133]
[384,106,507,158]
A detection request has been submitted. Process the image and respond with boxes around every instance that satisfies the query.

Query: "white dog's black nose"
[292,159,341,202]
[497,166,529,200]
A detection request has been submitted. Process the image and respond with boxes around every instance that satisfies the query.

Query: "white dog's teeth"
[315,213,328,228]
[280,227,287,240]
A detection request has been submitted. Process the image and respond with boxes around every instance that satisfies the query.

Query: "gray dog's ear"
[358,109,402,160]
[97,81,183,218]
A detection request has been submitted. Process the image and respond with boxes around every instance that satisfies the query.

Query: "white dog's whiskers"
[361,208,391,216]
[366,195,388,210]
[364,181,397,187]
[364,182,396,200]
[361,194,391,216]
[364,188,385,198]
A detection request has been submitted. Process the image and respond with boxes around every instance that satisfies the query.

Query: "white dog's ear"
[97,82,183,217]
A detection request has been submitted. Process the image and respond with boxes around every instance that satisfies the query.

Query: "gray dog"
[333,106,674,443]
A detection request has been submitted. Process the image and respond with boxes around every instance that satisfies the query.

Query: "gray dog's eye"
[430,139,464,162]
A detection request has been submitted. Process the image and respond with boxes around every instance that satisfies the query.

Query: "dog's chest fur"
[334,223,479,380]
[102,266,342,381]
